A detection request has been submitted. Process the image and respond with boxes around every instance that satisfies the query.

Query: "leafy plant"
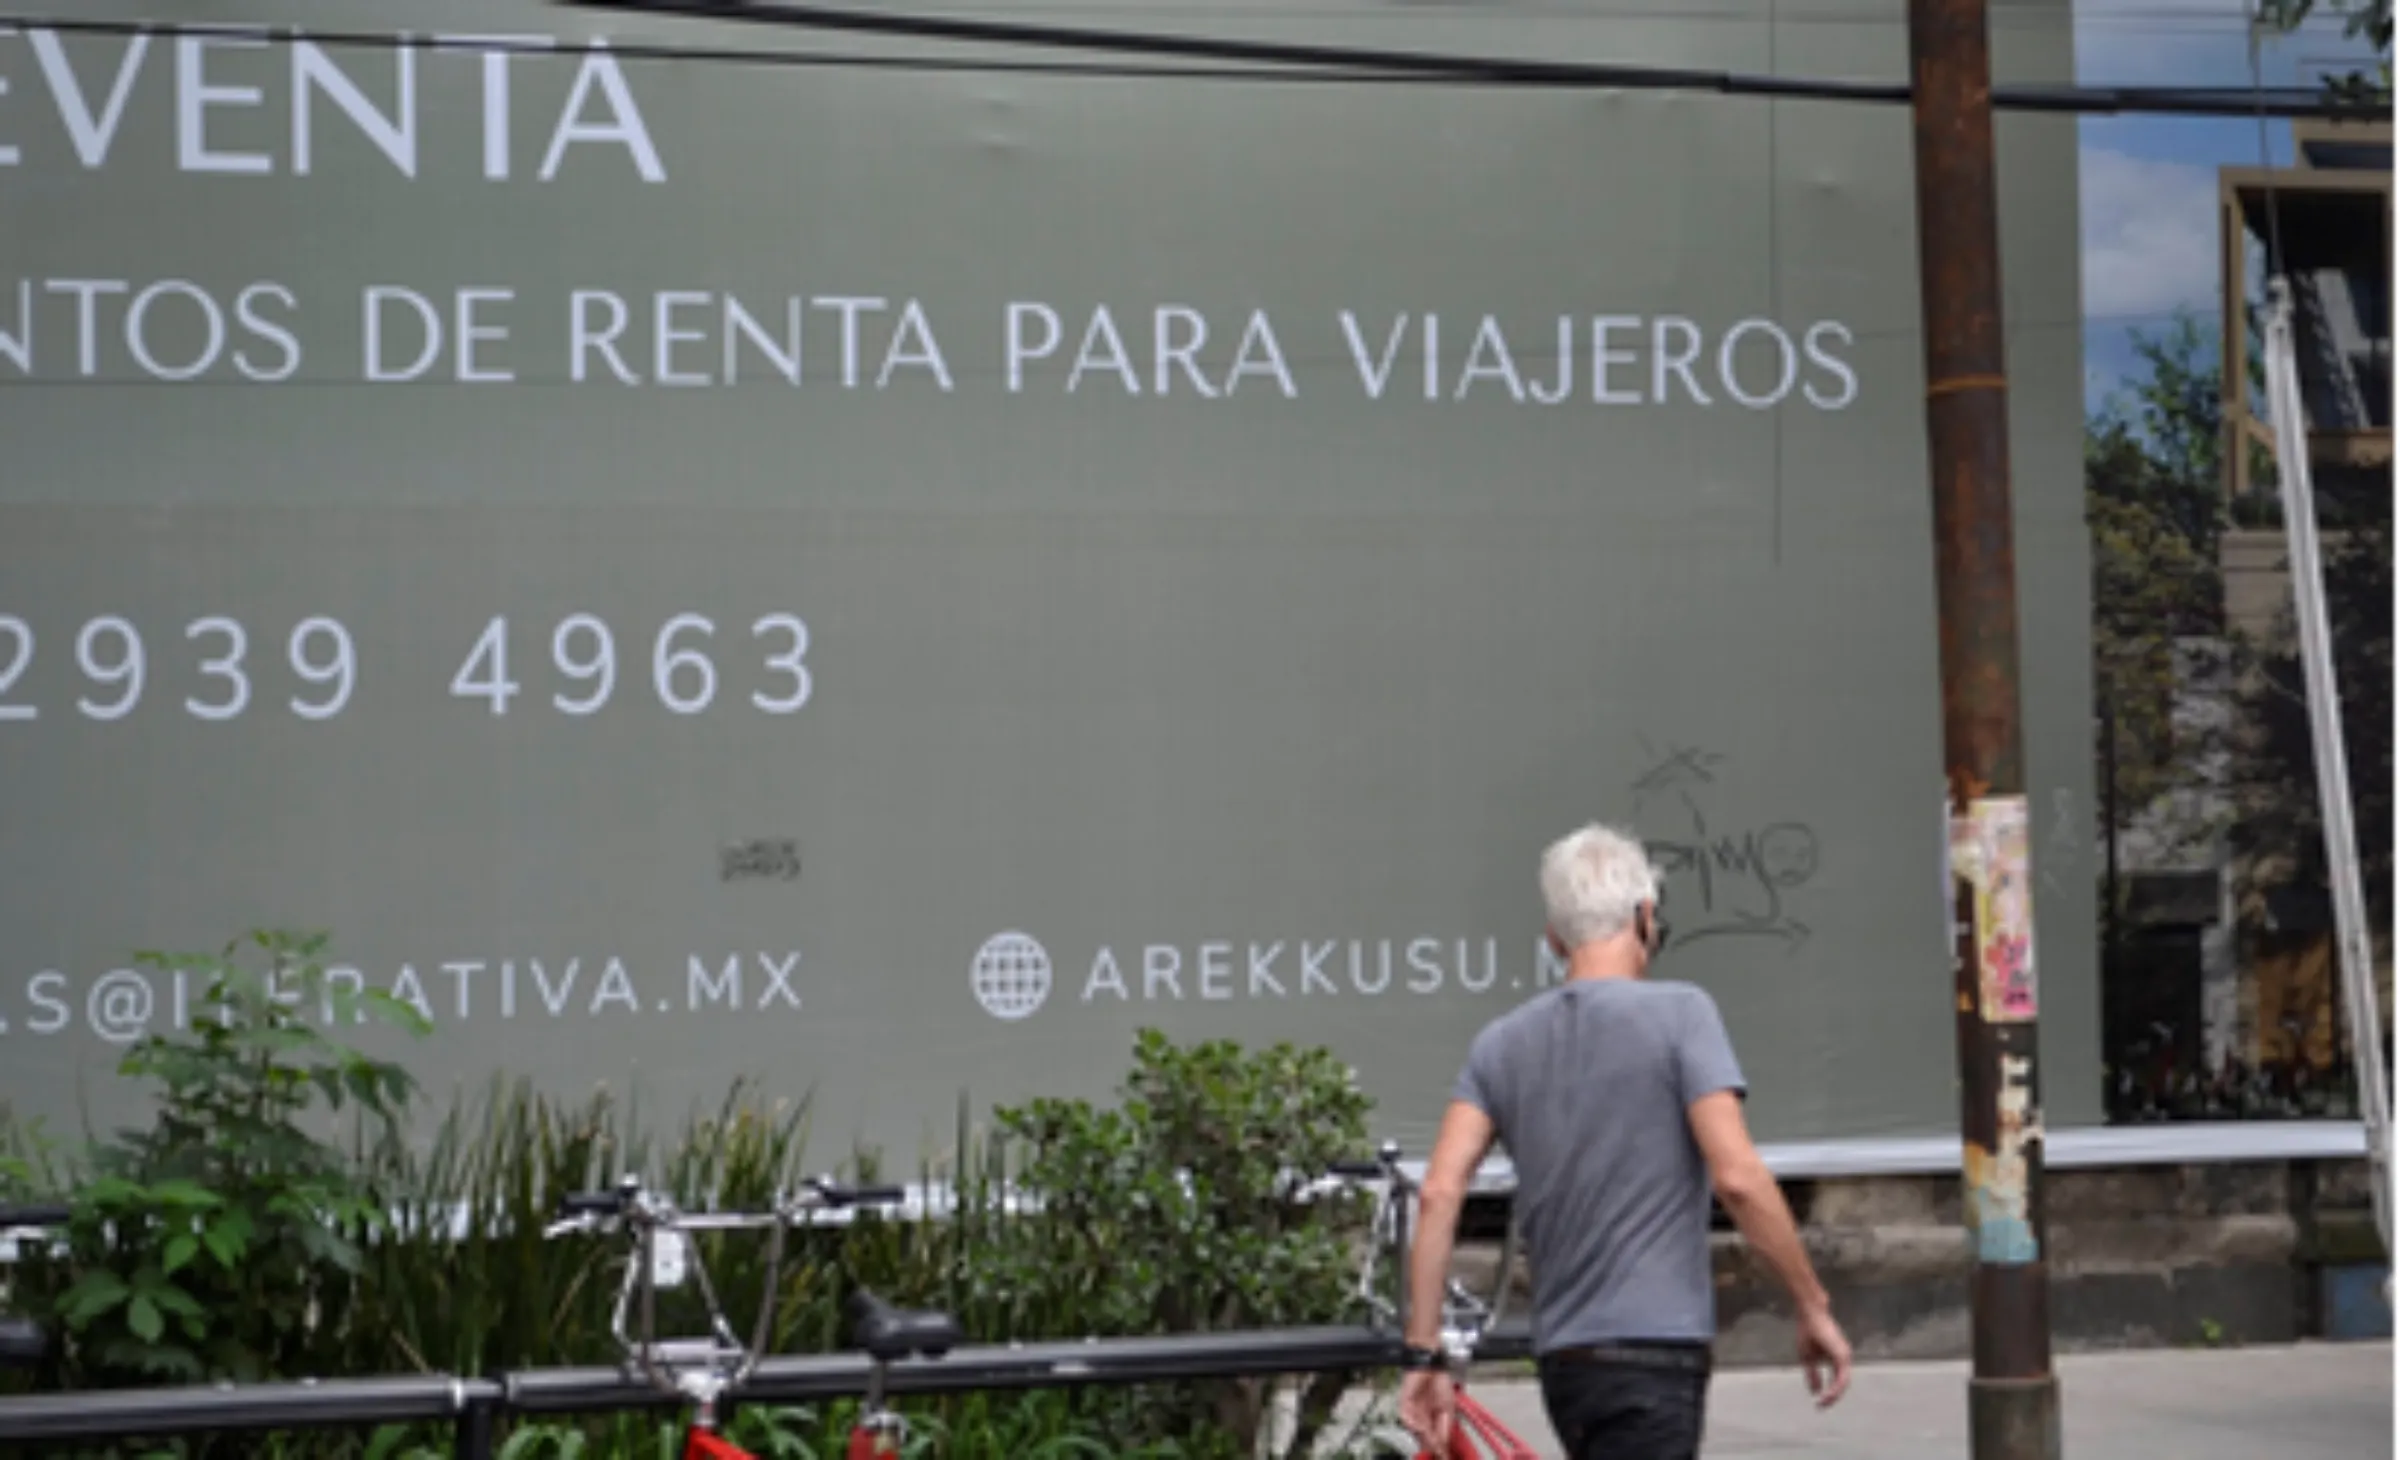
[1,993,1397,1460]
[17,930,429,1388]
[462,1391,1214,1460]
[2088,305,2394,1122]
[2087,313,2245,852]
[2258,0,2392,101]
[334,1073,821,1379]
[993,1028,1378,1457]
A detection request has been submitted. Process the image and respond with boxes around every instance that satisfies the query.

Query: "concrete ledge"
[1442,1120,2367,1193]
[1454,1155,2377,1365]
[2048,1215,2298,1272]
[2303,1210,2390,1264]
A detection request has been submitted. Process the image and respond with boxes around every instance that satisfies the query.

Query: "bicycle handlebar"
[0,1204,70,1229]
[539,1173,917,1409]
[1323,1140,1413,1190]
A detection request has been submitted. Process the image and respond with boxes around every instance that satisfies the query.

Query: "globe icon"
[970,932,1052,1021]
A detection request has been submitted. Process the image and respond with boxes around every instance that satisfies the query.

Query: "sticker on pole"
[1964,1057,2043,1266]
[1947,794,2037,1024]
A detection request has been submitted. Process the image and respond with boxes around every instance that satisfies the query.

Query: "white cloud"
[2079,146,2222,322]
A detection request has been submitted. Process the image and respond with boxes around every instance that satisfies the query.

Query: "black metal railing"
[0,1320,1534,1456]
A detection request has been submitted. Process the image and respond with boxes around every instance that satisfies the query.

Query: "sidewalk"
[1459,1342,2392,1459]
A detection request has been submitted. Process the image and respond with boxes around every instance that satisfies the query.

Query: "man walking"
[1399,822,1851,1458]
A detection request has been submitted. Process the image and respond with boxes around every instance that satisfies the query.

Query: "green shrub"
[984,1028,1380,1456]
[0,932,1393,1460]
[16,931,428,1389]
[336,1073,820,1378]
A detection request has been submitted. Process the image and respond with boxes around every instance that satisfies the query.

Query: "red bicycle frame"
[841,1422,904,1460]
[546,1175,946,1460]
[684,1431,753,1460]
[674,1361,910,1460]
[685,1422,907,1460]
[1320,1143,1543,1460]
[1420,1391,1541,1460]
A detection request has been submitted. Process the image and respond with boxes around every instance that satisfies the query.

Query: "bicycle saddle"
[844,1287,960,1362]
[0,1318,47,1367]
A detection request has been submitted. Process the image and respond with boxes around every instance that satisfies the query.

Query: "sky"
[2074,0,2384,416]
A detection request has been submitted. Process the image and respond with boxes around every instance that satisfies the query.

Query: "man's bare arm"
[1405,1100,1496,1351]
[1686,1090,1827,1314]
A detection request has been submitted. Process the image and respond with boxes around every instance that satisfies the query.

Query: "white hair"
[1539,822,1662,950]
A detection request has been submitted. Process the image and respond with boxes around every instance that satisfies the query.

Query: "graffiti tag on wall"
[1629,739,1822,955]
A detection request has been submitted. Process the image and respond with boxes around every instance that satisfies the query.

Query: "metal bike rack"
[0,1143,1532,1456]
[0,1321,1533,1454]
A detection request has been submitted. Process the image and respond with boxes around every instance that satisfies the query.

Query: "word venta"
[0,25,663,180]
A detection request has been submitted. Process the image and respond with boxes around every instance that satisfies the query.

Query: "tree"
[2261,0,2393,102]
[2228,479,2394,935]
[2087,315,2237,848]
[2088,308,2391,920]
[2204,0,2393,917]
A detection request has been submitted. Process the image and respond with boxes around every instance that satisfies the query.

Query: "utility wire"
[6,6,2374,37]
[1,9,2377,117]
[0,14,1435,83]
[547,0,2400,25]
[555,0,2385,116]
[12,3,2373,35]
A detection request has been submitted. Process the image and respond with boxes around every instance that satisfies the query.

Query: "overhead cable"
[0,8,2377,117]
[558,0,2387,117]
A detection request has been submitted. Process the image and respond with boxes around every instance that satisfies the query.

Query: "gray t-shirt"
[1453,977,1748,1354]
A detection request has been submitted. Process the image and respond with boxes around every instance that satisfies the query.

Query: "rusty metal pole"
[1906,0,2062,1455]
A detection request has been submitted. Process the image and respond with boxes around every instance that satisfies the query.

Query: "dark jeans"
[1536,1344,1712,1460]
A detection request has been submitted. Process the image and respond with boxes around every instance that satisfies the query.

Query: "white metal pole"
[2259,276,2391,1259]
